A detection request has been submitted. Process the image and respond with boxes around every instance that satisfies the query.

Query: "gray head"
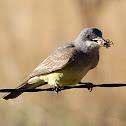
[75,28,109,51]
[78,27,102,41]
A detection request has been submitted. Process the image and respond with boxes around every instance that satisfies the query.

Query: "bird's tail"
[2,81,46,100]
[2,81,30,100]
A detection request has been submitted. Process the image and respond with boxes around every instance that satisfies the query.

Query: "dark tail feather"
[2,81,47,100]
[2,82,30,100]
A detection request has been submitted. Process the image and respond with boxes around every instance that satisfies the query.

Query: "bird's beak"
[93,37,113,48]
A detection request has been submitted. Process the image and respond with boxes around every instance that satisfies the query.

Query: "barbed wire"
[0,82,126,93]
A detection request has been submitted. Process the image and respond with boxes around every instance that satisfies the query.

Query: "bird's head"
[75,28,113,50]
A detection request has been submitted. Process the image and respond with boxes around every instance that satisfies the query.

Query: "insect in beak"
[93,38,114,48]
[102,39,114,48]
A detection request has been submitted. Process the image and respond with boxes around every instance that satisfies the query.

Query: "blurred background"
[0,0,126,126]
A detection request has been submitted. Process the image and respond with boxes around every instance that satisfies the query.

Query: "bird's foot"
[78,82,93,92]
[53,83,61,93]
[86,82,93,92]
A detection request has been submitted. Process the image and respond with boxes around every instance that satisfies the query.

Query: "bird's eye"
[86,35,90,38]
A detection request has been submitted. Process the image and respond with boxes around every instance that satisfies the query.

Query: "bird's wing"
[29,43,77,78]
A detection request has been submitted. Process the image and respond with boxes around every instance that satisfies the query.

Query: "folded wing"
[29,43,77,78]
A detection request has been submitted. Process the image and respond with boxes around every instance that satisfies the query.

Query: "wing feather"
[29,43,76,78]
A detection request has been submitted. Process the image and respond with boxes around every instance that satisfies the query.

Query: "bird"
[3,27,112,100]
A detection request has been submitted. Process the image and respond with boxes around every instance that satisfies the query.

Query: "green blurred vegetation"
[0,0,126,126]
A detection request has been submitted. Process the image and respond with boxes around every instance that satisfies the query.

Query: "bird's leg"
[86,82,93,92]
[53,83,61,93]
[78,82,93,92]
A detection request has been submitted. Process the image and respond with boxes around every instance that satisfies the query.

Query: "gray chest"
[74,51,99,70]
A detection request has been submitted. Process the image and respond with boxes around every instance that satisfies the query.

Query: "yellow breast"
[38,64,90,86]
[28,61,91,86]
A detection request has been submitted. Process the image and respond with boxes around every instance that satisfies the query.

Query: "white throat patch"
[85,40,100,50]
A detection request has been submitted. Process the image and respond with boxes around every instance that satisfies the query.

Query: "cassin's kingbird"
[3,27,112,100]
